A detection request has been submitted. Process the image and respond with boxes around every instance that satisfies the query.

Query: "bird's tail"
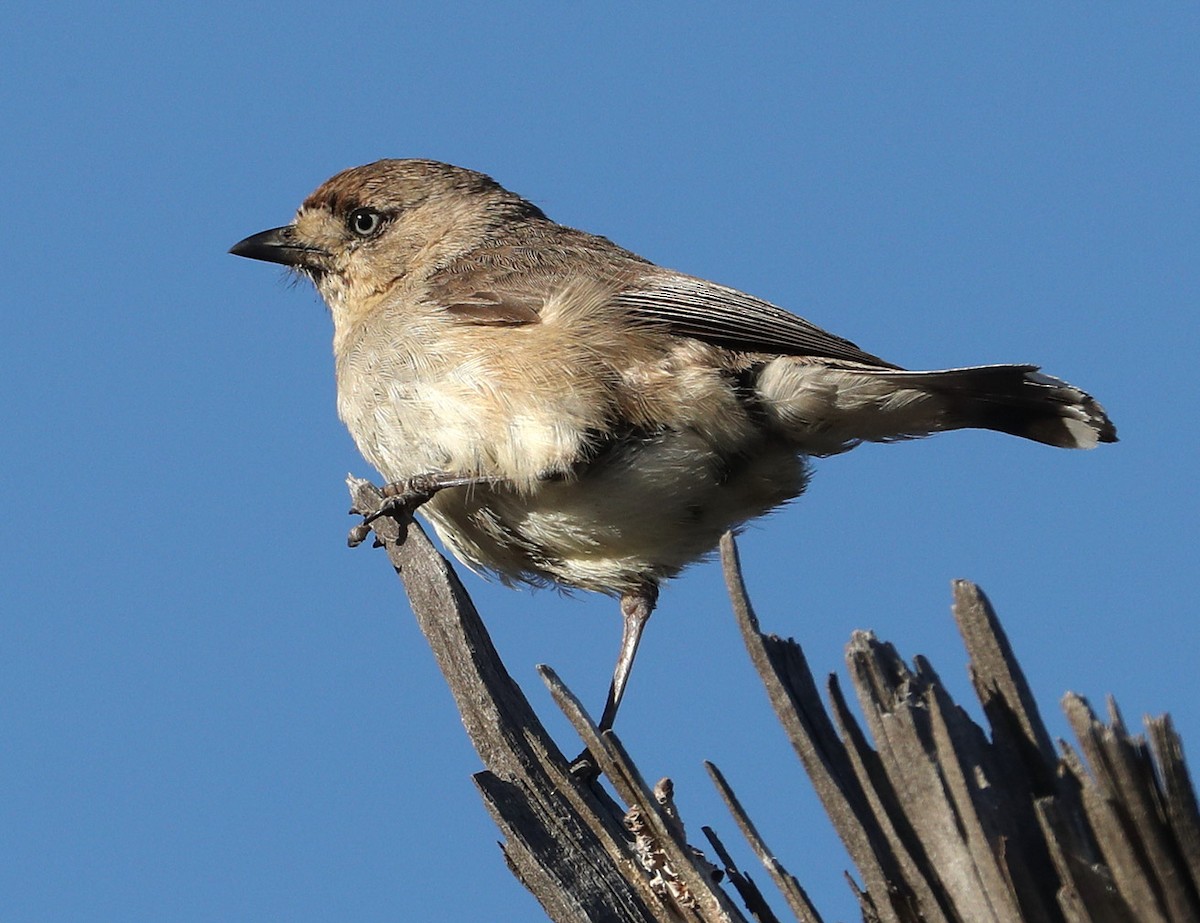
[878,365,1117,449]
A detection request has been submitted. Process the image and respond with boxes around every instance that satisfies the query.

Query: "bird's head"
[230,159,544,319]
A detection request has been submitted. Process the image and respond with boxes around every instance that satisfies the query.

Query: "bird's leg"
[571,585,659,778]
[348,473,503,547]
[598,588,659,732]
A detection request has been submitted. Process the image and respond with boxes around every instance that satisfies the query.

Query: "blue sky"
[3,5,1196,921]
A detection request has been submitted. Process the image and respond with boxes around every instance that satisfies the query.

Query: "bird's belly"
[421,430,808,594]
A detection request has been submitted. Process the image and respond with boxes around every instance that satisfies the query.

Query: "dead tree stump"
[348,477,1200,922]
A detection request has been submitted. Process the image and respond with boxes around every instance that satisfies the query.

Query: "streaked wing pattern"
[614,276,900,368]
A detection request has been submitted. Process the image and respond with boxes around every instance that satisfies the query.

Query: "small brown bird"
[231,159,1116,733]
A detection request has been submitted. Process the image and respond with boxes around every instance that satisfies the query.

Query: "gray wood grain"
[348,478,1200,922]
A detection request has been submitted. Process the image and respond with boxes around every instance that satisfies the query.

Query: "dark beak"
[229,226,327,267]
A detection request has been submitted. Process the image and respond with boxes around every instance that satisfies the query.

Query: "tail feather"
[882,365,1117,449]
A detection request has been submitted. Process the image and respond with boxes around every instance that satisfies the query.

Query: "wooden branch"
[348,477,1200,922]
[347,478,745,923]
[704,760,825,923]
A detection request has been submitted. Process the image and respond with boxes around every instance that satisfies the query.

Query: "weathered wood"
[721,533,934,923]
[704,761,825,923]
[1147,716,1200,889]
[348,477,749,923]
[541,664,749,922]
[348,478,661,922]
[699,823,791,923]
[349,476,1199,922]
[718,533,1200,922]
[1062,695,1200,922]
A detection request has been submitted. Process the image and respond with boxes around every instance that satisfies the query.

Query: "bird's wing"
[613,275,900,368]
[437,259,898,369]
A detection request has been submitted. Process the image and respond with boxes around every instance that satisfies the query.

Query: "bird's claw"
[347,478,438,547]
[348,473,503,547]
[347,520,378,547]
[345,524,384,548]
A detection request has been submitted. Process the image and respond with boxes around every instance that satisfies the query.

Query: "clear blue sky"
[3,5,1196,921]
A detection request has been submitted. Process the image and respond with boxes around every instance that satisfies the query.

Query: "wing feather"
[443,290,542,326]
[435,253,899,370]
[614,275,899,368]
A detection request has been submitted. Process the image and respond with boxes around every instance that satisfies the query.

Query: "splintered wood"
[720,535,1200,923]
[350,477,1199,922]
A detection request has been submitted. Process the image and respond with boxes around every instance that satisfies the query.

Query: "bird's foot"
[347,473,504,547]
[348,476,435,547]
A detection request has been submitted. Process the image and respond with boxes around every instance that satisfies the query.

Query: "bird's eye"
[348,207,386,238]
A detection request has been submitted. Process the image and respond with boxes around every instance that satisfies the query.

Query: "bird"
[230,158,1116,736]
